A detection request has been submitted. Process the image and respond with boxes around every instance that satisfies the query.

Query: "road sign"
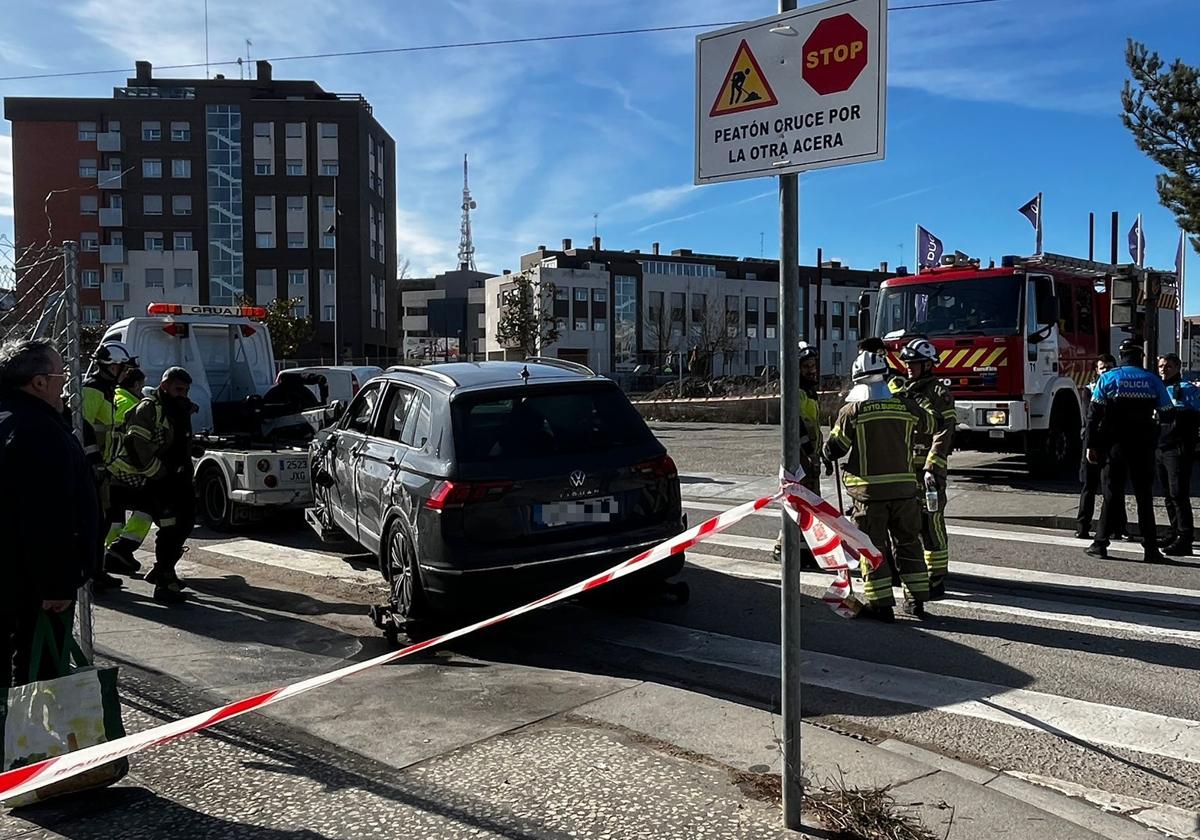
[695,0,886,184]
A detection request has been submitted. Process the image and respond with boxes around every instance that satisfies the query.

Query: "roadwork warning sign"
[695,0,886,184]
[709,40,779,117]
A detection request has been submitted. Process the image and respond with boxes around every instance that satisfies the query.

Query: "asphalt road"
[7,421,1200,836]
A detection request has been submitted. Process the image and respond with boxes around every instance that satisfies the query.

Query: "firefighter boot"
[105,538,142,577]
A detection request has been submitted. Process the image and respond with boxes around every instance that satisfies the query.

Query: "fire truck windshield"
[876,276,1023,340]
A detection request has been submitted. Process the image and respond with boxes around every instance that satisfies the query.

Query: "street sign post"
[695,0,886,185]
[696,0,886,830]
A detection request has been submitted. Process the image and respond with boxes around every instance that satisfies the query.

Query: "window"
[144,232,163,251]
[105,120,120,133]
[107,194,122,209]
[765,297,778,340]
[109,231,123,245]
[321,233,336,249]
[321,160,338,176]
[574,288,588,302]
[670,292,685,332]
[285,123,304,138]
[320,123,338,139]
[171,159,191,178]
[174,268,193,288]
[400,392,432,449]
[105,157,121,172]
[145,268,164,289]
[288,270,306,287]
[79,159,97,177]
[143,194,163,215]
[173,231,193,251]
[574,318,588,331]
[848,326,859,343]
[746,271,757,280]
[142,158,162,178]
[321,269,336,286]
[172,194,192,215]
[141,121,161,141]
[110,269,124,283]
[80,232,99,252]
[323,304,336,322]
[320,195,335,212]
[1059,285,1075,334]
[345,384,383,434]
[254,159,273,175]
[286,159,303,176]
[81,269,99,288]
[294,303,307,317]
[256,232,274,248]
[78,121,97,141]
[254,195,273,211]
[80,195,98,215]
[287,231,306,249]
[253,122,271,138]
[691,293,707,323]
[832,326,844,341]
[745,296,759,338]
[286,196,305,212]
[170,121,191,141]
[110,304,124,320]
[83,306,101,325]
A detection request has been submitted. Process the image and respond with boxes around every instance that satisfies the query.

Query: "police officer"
[1076,354,1126,540]
[824,350,933,621]
[1085,339,1173,562]
[82,341,138,588]
[1156,352,1200,556]
[104,366,154,573]
[773,341,827,565]
[110,367,197,604]
[897,337,956,599]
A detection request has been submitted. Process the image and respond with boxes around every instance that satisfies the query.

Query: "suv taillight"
[425,480,514,510]
[633,454,678,480]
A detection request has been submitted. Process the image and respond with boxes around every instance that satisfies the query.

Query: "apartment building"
[399,268,493,360]
[484,238,893,378]
[4,59,397,359]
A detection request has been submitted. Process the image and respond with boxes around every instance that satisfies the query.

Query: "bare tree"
[687,300,745,377]
[495,269,561,357]
[643,300,674,368]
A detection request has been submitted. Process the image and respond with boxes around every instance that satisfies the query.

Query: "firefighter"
[1085,339,1172,562]
[1156,352,1200,556]
[82,340,138,589]
[109,367,198,604]
[773,341,829,565]
[823,350,933,621]
[104,366,153,574]
[897,337,956,599]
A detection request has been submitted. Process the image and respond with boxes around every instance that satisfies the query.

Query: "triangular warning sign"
[709,39,779,117]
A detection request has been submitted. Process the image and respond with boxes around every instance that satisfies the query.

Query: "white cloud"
[0,134,12,219]
[607,183,699,218]
[395,206,458,278]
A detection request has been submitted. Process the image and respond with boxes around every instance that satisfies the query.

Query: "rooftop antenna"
[593,212,599,239]
[458,153,477,271]
[760,231,764,259]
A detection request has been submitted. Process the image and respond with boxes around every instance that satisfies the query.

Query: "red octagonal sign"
[802,13,869,96]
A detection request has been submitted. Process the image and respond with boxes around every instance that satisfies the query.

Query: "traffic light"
[1109,275,1138,327]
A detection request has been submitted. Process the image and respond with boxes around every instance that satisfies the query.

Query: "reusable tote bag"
[0,612,128,807]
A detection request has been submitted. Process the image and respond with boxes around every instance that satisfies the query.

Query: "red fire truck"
[867,252,1178,475]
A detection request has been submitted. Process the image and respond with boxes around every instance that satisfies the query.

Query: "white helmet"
[899,337,939,365]
[796,341,819,363]
[851,350,889,382]
[94,340,136,367]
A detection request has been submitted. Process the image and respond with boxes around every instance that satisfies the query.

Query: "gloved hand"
[923,470,938,490]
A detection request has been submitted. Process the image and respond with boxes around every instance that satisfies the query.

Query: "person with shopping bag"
[0,338,99,688]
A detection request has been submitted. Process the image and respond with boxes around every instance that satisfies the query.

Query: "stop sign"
[802,13,869,95]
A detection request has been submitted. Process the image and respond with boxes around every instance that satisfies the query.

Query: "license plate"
[279,458,309,485]
[534,496,617,528]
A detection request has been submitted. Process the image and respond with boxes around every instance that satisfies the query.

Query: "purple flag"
[1128,218,1146,265]
[918,225,944,269]
[1017,195,1040,230]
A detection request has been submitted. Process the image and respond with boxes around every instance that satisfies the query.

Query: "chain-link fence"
[0,239,94,656]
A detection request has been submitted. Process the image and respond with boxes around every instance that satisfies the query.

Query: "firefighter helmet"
[851,350,889,382]
[899,337,939,365]
[796,341,819,363]
[94,340,137,367]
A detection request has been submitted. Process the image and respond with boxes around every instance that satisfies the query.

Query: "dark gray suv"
[309,361,686,631]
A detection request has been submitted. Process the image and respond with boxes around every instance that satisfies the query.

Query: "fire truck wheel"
[1028,401,1079,477]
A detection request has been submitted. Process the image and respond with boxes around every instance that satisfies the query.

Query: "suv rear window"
[452,384,652,463]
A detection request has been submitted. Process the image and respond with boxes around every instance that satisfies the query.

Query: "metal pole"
[1145,268,1159,370]
[63,241,94,661]
[1088,212,1095,262]
[779,80,804,834]
[1111,211,1120,265]
[332,176,339,366]
[814,247,824,377]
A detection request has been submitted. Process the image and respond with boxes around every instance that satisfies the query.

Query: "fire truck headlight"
[984,409,1009,426]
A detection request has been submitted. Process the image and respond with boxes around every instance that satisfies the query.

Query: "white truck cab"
[101,302,315,528]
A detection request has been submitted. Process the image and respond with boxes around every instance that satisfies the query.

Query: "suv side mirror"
[327,399,347,425]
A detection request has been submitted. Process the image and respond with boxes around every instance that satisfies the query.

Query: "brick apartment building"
[485,237,896,378]
[4,59,397,359]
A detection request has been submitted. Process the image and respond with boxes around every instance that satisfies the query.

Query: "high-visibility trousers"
[851,496,929,607]
[921,477,950,589]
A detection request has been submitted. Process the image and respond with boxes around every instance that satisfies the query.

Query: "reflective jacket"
[114,386,141,424]
[110,391,192,487]
[798,385,822,458]
[824,393,932,502]
[81,374,118,470]
[1159,377,1200,451]
[1086,365,1172,452]
[903,375,956,477]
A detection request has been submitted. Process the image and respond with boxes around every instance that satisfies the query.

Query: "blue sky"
[1,0,1197,307]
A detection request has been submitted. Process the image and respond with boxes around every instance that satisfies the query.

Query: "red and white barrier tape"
[0,474,881,804]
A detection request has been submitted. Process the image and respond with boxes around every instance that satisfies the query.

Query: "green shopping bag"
[0,611,128,807]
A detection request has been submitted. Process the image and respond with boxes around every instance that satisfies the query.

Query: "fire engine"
[865,253,1179,475]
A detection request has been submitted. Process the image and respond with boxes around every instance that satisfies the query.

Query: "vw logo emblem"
[569,470,587,488]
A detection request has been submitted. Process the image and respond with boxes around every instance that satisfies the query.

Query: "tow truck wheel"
[197,464,234,531]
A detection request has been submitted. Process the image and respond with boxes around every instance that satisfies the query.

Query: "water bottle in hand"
[924,473,939,513]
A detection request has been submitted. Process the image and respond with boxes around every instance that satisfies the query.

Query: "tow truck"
[863,253,1178,475]
[100,303,340,528]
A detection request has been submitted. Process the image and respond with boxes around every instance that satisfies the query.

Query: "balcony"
[98,208,123,227]
[96,132,122,152]
[99,244,125,264]
[97,171,123,190]
[100,281,128,302]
